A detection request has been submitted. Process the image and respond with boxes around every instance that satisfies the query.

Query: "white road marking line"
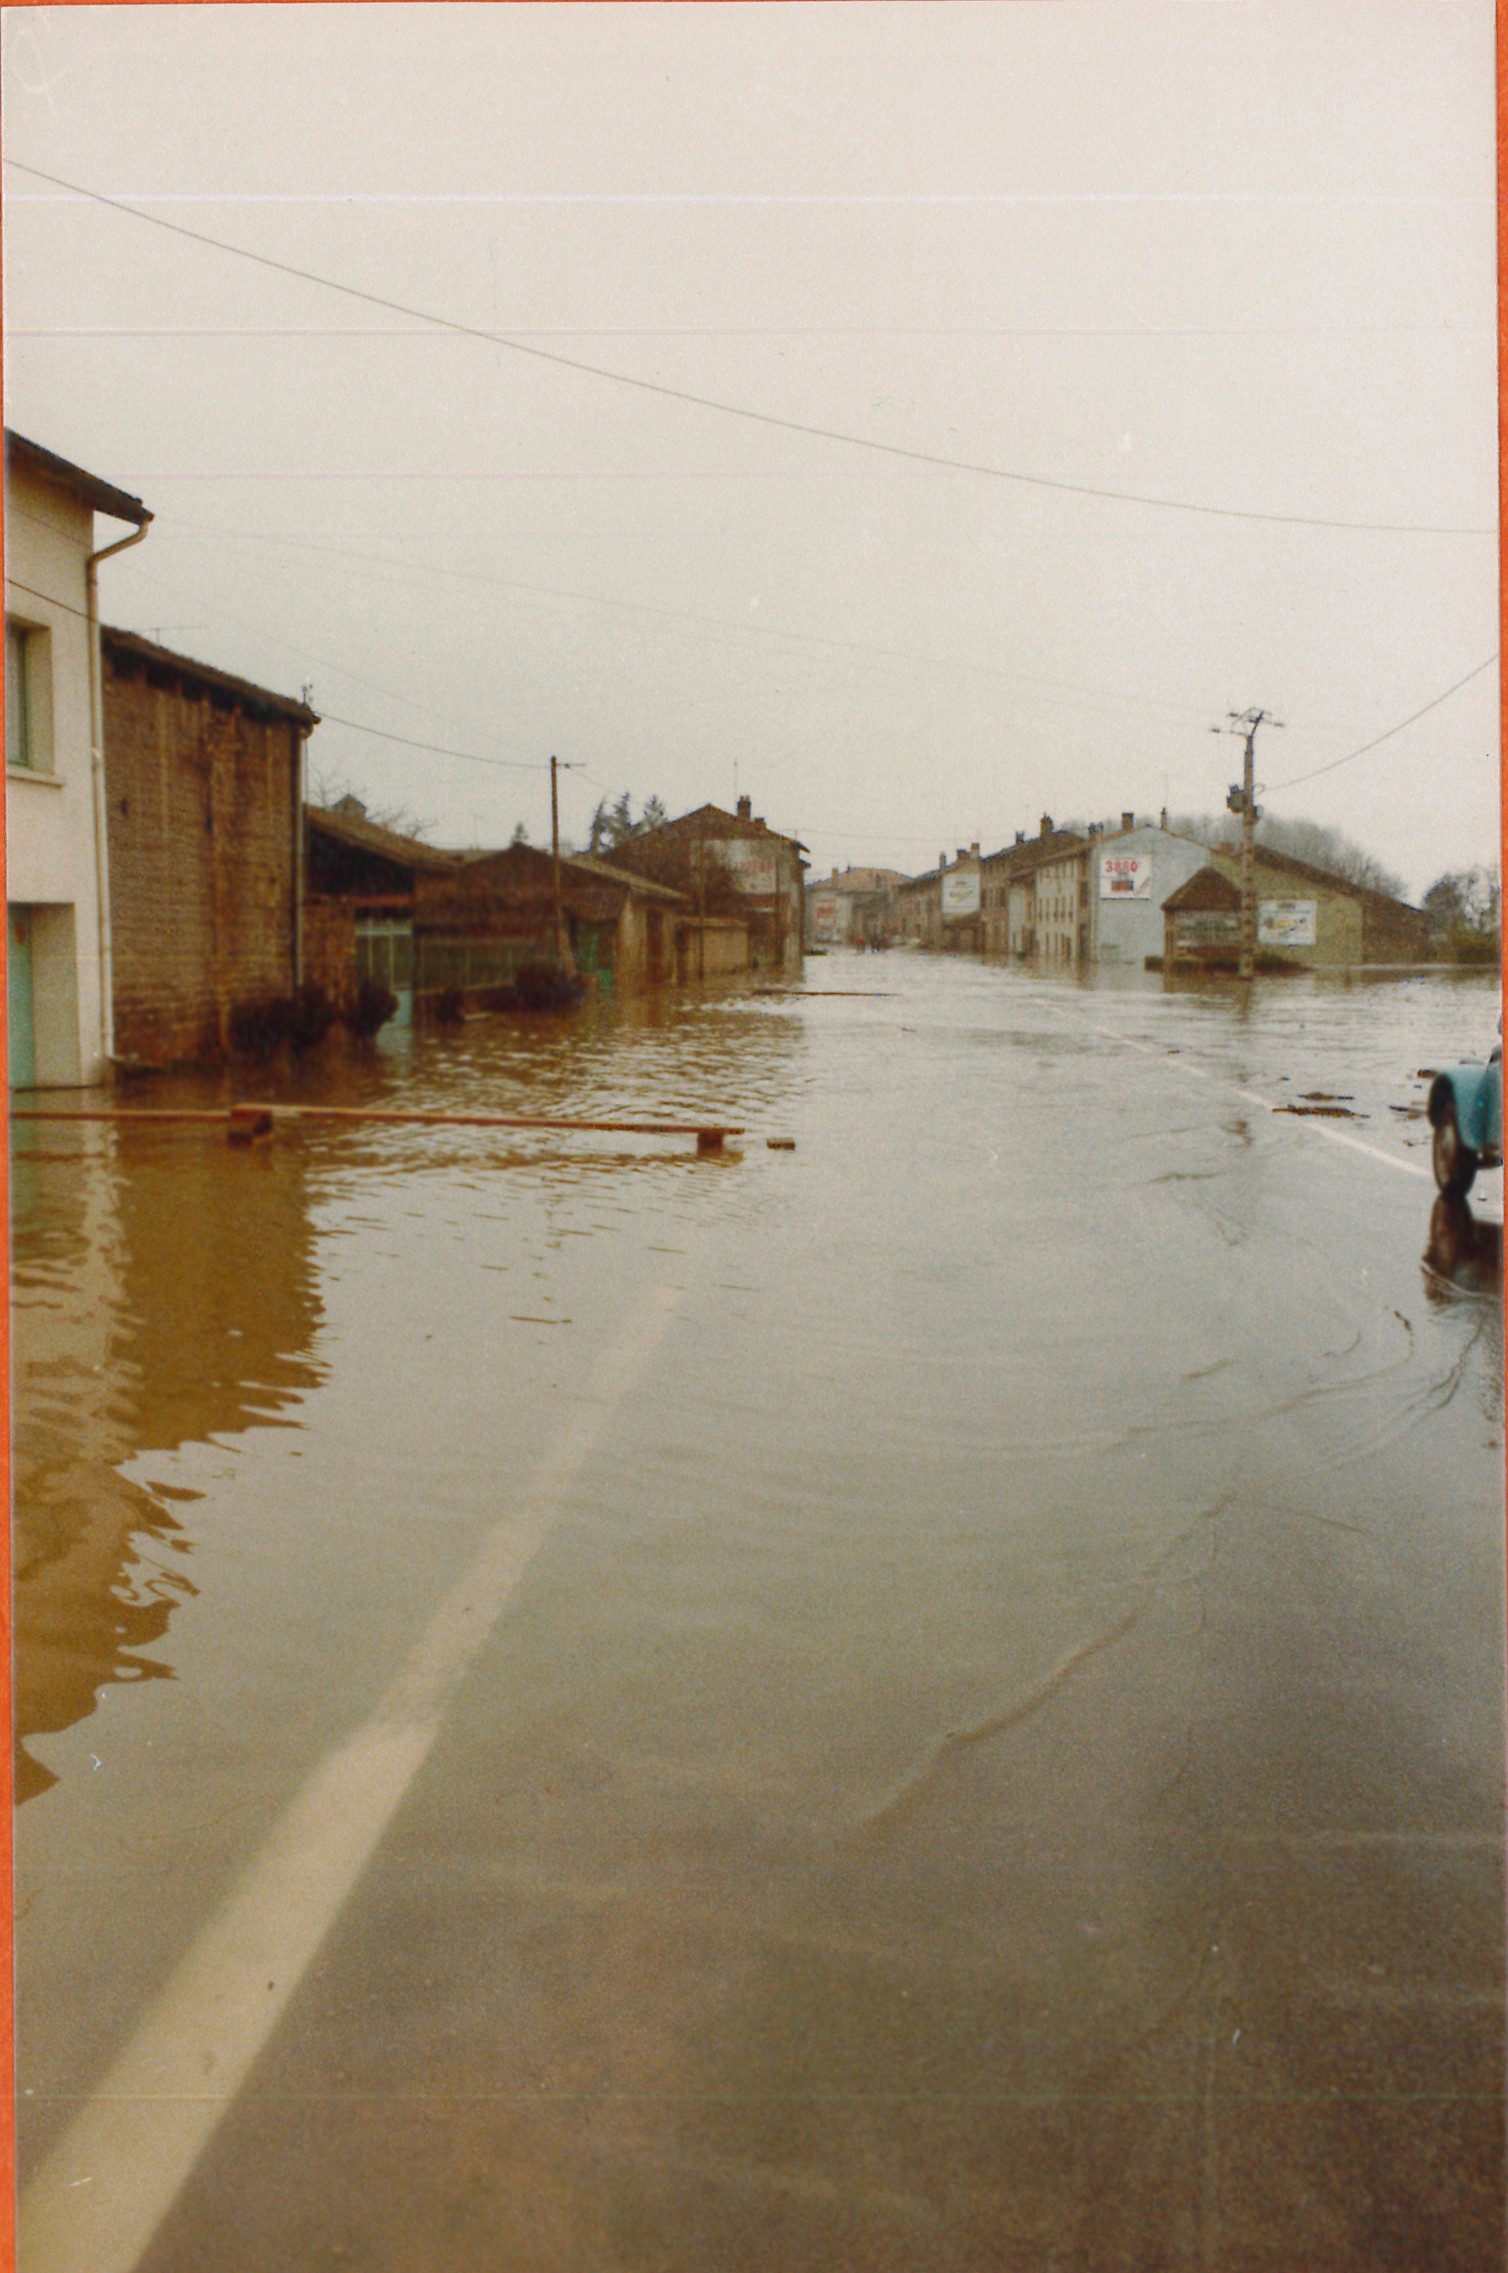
[18,1276,682,2273]
[1081,1019,1433,1181]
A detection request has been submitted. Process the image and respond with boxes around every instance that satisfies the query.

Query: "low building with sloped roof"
[1206,843,1430,966]
[304,798,462,1026]
[413,840,701,1003]
[102,628,317,1067]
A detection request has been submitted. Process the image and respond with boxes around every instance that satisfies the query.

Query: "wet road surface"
[12,955,1505,2271]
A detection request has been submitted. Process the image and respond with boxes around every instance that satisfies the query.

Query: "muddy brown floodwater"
[12,955,1506,2272]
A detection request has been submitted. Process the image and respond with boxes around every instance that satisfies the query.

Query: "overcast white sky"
[2,2,1498,895]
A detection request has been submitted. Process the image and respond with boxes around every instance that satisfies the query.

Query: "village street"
[13,955,1505,2273]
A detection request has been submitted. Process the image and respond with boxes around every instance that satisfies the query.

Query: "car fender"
[1429,1064,1502,1155]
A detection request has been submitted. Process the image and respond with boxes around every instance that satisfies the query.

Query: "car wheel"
[1432,1098,1478,1197]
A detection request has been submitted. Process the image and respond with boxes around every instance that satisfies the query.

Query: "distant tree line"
[1160,811,1408,900]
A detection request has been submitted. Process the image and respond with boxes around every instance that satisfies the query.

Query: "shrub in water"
[228,995,293,1058]
[511,961,586,1013]
[347,979,399,1038]
[289,983,337,1054]
[432,986,466,1025]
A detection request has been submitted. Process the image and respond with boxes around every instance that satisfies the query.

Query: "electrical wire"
[312,711,546,769]
[147,516,1216,724]
[8,157,1494,539]
[5,576,546,772]
[1262,655,1498,790]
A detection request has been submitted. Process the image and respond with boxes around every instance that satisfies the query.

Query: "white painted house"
[5,434,151,1086]
[1089,821,1213,968]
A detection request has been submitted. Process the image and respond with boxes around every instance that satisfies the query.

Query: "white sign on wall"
[941,868,981,918]
[1259,899,1317,947]
[702,838,779,895]
[1099,854,1153,900]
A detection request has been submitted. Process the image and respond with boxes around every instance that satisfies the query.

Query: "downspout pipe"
[86,512,152,1076]
[292,724,306,995]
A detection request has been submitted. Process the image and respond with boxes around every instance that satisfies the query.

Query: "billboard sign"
[1099,853,1153,900]
[811,896,839,933]
[941,868,981,918]
[1258,899,1317,948]
[700,838,779,896]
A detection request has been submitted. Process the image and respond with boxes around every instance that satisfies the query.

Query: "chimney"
[1121,810,1135,833]
[736,794,752,821]
[1160,808,1168,831]
[940,853,948,872]
[1039,814,1053,839]
[1015,830,1025,845]
[969,841,980,858]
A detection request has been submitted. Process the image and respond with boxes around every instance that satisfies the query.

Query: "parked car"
[1427,1038,1503,1196]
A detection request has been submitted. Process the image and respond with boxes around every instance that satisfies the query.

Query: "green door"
[8,906,35,1087]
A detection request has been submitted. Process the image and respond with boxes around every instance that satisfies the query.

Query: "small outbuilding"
[1161,866,1243,970]
[414,842,688,1005]
[304,799,461,1027]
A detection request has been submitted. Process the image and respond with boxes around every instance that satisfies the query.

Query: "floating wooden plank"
[12,1103,745,1152]
[236,1103,743,1141]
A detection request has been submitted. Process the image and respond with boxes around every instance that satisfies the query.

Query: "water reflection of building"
[12,1129,322,1801]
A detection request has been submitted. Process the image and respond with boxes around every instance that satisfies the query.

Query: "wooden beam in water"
[238,1104,743,1140]
[13,1104,745,1150]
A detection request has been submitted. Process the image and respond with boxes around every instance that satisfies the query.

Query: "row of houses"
[6,431,807,1085]
[817,809,1429,972]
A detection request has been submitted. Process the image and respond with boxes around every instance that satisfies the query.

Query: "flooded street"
[14,954,1505,2272]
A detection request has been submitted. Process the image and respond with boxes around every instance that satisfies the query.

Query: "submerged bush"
[289,983,337,1054]
[347,979,399,1038]
[228,995,292,1058]
[431,985,466,1026]
[510,961,586,1014]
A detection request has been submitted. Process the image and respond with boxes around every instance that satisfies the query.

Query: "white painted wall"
[1090,827,1212,968]
[6,466,107,1083]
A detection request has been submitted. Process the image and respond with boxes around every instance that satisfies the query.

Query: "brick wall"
[104,657,300,1066]
[303,896,357,1009]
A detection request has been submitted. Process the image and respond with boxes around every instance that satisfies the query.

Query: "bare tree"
[307,765,435,841]
[1164,810,1407,900]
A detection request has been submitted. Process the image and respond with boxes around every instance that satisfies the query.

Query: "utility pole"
[1212,707,1283,978]
[549,753,570,973]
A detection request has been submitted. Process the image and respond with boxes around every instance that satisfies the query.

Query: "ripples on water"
[12,957,1504,2271]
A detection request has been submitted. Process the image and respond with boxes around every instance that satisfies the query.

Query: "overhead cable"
[8,157,1494,539]
[1263,655,1498,790]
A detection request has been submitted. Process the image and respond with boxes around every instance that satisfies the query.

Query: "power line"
[1263,655,1498,790]
[148,516,1215,724]
[5,575,544,772]
[314,710,546,770]
[8,156,1494,540]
